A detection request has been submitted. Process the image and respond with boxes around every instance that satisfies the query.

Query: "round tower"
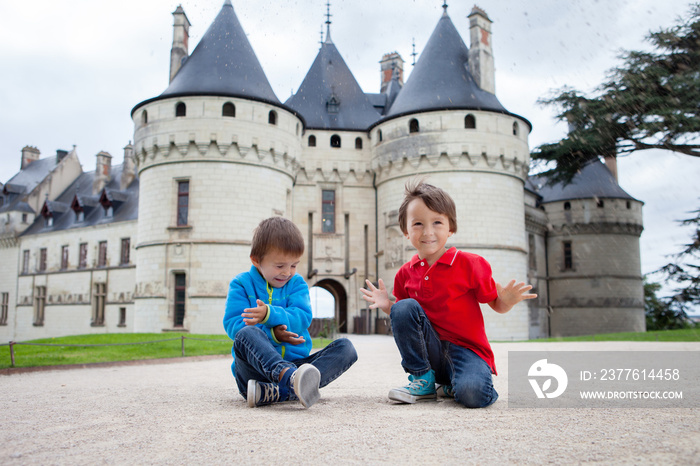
[130,1,303,333]
[370,7,532,341]
[538,161,645,336]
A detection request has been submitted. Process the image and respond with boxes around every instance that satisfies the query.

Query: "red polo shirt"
[393,247,500,374]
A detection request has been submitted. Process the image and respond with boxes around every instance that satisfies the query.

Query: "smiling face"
[251,248,302,288]
[404,198,453,265]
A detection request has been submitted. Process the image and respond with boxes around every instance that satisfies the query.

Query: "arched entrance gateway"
[312,279,347,333]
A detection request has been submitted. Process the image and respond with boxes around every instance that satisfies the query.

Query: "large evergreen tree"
[532,3,700,184]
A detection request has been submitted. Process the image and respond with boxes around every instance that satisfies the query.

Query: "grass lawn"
[0,333,334,370]
[527,327,700,342]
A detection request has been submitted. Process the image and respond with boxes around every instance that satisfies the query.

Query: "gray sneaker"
[247,379,281,408]
[291,364,321,408]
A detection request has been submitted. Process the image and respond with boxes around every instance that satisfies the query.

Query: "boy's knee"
[233,325,264,351]
[454,378,498,409]
[390,298,421,322]
[338,338,358,364]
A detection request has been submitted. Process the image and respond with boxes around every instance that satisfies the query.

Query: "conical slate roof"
[285,32,380,130]
[384,9,507,119]
[534,161,639,203]
[133,1,280,114]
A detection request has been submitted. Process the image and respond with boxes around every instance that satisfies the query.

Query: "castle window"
[46,216,53,227]
[142,110,148,125]
[76,210,85,222]
[174,272,187,327]
[98,241,107,268]
[0,292,8,326]
[268,110,277,125]
[563,241,573,270]
[626,201,631,209]
[92,283,106,326]
[327,95,340,114]
[409,119,419,133]
[61,245,69,270]
[378,130,383,142]
[308,135,316,147]
[105,206,114,218]
[22,213,28,223]
[465,114,476,129]
[355,137,363,149]
[322,190,336,233]
[120,238,130,265]
[330,135,341,148]
[79,243,88,269]
[175,102,186,117]
[564,202,571,210]
[597,199,605,208]
[177,180,189,226]
[512,121,519,136]
[528,234,537,270]
[222,102,236,117]
[39,248,47,272]
[118,307,127,327]
[33,286,46,326]
[22,250,29,274]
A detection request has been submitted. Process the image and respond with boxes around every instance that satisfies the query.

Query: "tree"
[652,207,700,321]
[532,3,700,184]
[643,278,689,330]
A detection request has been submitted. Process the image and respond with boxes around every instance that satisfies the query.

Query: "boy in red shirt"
[361,181,536,407]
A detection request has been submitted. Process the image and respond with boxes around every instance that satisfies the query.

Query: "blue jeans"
[390,299,498,408]
[232,325,358,397]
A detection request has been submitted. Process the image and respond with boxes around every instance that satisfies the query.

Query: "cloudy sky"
[1,0,698,308]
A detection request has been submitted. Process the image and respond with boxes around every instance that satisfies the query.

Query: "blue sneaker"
[388,370,437,403]
[437,384,455,398]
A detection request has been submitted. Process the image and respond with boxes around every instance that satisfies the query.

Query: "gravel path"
[1,335,698,465]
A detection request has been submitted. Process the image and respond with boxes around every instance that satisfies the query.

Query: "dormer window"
[46,216,53,227]
[77,210,85,222]
[327,95,340,114]
[106,206,114,218]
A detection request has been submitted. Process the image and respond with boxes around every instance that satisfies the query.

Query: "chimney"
[379,52,404,93]
[121,142,136,191]
[93,151,112,195]
[169,5,192,83]
[21,146,41,169]
[468,6,495,94]
[56,149,69,163]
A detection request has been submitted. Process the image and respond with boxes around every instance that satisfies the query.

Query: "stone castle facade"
[0,1,645,342]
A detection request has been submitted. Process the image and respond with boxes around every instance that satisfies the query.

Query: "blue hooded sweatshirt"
[223,265,313,376]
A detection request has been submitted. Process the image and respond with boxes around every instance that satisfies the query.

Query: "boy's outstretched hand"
[242,299,268,325]
[360,279,393,315]
[273,325,306,345]
[489,280,537,314]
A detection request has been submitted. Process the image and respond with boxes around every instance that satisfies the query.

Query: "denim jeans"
[390,298,498,408]
[232,325,358,397]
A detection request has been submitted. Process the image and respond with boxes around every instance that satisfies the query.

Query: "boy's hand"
[490,280,537,314]
[273,325,306,345]
[242,299,268,325]
[360,279,392,315]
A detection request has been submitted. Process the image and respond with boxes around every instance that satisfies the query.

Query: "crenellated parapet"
[295,161,374,186]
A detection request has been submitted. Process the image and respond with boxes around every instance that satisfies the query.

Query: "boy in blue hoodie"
[223,217,357,408]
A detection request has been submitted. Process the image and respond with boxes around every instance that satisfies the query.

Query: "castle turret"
[169,5,191,82]
[468,6,495,94]
[370,5,531,340]
[536,161,645,336]
[131,0,303,333]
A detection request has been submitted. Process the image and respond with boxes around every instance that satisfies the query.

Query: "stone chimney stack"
[169,5,191,83]
[121,142,136,191]
[93,151,113,195]
[380,52,404,93]
[468,6,495,94]
[21,146,41,169]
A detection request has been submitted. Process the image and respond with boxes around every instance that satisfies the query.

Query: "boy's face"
[251,248,302,288]
[404,198,453,265]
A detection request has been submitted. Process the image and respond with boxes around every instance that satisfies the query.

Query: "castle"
[0,1,645,342]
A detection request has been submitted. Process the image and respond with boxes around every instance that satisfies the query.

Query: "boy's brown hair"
[250,217,305,260]
[398,180,458,234]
